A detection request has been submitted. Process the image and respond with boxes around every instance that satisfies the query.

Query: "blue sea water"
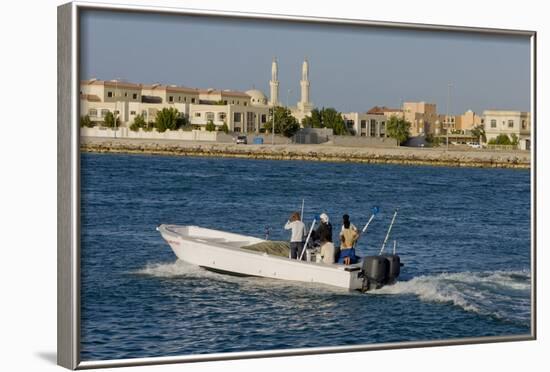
[80,153,531,361]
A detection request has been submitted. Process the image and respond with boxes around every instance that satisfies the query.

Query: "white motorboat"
[157,224,402,291]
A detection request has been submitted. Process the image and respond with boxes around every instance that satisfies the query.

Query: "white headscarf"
[320,213,329,223]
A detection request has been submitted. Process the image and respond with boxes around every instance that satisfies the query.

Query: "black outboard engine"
[383,254,401,284]
[362,256,388,290]
[361,254,402,291]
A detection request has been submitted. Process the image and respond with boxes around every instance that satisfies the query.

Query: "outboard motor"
[383,254,401,284]
[362,256,388,290]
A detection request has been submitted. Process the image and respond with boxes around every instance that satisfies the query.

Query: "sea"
[80,153,532,361]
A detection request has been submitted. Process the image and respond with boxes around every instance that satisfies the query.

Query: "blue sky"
[80,9,531,115]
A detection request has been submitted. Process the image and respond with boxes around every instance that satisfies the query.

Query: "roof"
[79,94,101,102]
[81,79,142,89]
[367,106,402,115]
[199,88,251,98]
[142,84,199,94]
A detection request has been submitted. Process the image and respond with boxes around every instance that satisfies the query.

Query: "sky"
[80,9,531,115]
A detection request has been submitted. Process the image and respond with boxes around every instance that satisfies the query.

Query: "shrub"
[154,107,179,132]
[103,112,120,128]
[80,115,94,128]
[205,120,216,132]
[219,122,229,134]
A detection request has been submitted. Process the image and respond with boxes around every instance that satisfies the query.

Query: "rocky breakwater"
[80,138,531,169]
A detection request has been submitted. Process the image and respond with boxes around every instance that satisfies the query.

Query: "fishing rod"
[299,218,316,261]
[379,209,398,255]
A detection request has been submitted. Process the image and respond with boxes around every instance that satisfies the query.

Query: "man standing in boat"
[313,213,335,264]
[284,212,306,260]
[339,214,359,265]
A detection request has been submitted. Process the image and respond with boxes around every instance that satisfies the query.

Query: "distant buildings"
[80,59,531,149]
[80,59,313,134]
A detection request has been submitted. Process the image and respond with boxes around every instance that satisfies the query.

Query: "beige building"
[483,110,531,149]
[402,101,439,135]
[342,112,391,138]
[455,110,482,131]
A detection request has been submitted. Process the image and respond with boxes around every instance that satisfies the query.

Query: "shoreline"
[80,137,531,169]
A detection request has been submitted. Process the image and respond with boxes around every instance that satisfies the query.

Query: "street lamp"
[446,83,453,150]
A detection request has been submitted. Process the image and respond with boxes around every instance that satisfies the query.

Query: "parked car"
[468,142,481,149]
[236,135,248,144]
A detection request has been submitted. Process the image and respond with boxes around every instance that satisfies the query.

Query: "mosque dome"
[246,89,268,105]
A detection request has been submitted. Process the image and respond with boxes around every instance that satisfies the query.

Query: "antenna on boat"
[379,209,398,255]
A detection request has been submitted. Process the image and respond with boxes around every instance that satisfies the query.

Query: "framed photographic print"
[57,1,536,369]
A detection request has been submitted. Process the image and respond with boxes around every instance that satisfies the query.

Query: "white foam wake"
[134,260,209,278]
[373,270,531,324]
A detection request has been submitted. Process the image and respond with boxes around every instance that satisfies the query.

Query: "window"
[124,92,128,97]
[169,96,174,102]
[107,91,113,98]
[114,110,120,115]
[89,109,97,117]
[508,120,514,128]
[490,119,497,128]
[218,112,226,121]
[346,120,354,129]
[522,120,527,129]
[206,112,215,121]
[247,112,255,132]
[223,100,228,105]
[244,102,248,106]
[130,111,136,115]
[133,93,138,99]
[370,119,377,136]
[178,96,181,102]
[191,98,196,103]
[261,114,267,123]
[100,109,109,117]
[141,110,147,118]
[194,112,201,117]
[234,112,242,122]
[361,120,366,129]
[380,122,386,136]
[184,97,187,102]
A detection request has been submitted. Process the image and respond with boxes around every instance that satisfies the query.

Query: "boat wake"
[134,260,211,278]
[373,270,531,325]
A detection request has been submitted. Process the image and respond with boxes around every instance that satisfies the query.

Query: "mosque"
[80,58,314,134]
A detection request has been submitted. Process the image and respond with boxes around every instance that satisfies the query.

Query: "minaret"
[269,58,279,106]
[300,58,310,106]
[298,58,313,114]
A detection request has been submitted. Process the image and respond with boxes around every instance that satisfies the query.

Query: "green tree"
[154,107,179,132]
[489,134,512,145]
[470,124,486,143]
[219,122,229,134]
[103,112,120,128]
[302,108,323,128]
[205,120,216,132]
[80,115,94,128]
[510,133,519,146]
[129,114,146,131]
[385,115,411,145]
[301,107,349,135]
[264,106,300,138]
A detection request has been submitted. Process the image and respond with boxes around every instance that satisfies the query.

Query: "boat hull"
[158,225,364,290]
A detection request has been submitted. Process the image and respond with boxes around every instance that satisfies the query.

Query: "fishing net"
[240,241,290,257]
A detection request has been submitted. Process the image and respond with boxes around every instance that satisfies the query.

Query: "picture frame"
[58,1,536,369]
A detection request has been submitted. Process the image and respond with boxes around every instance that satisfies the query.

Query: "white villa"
[483,110,531,150]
